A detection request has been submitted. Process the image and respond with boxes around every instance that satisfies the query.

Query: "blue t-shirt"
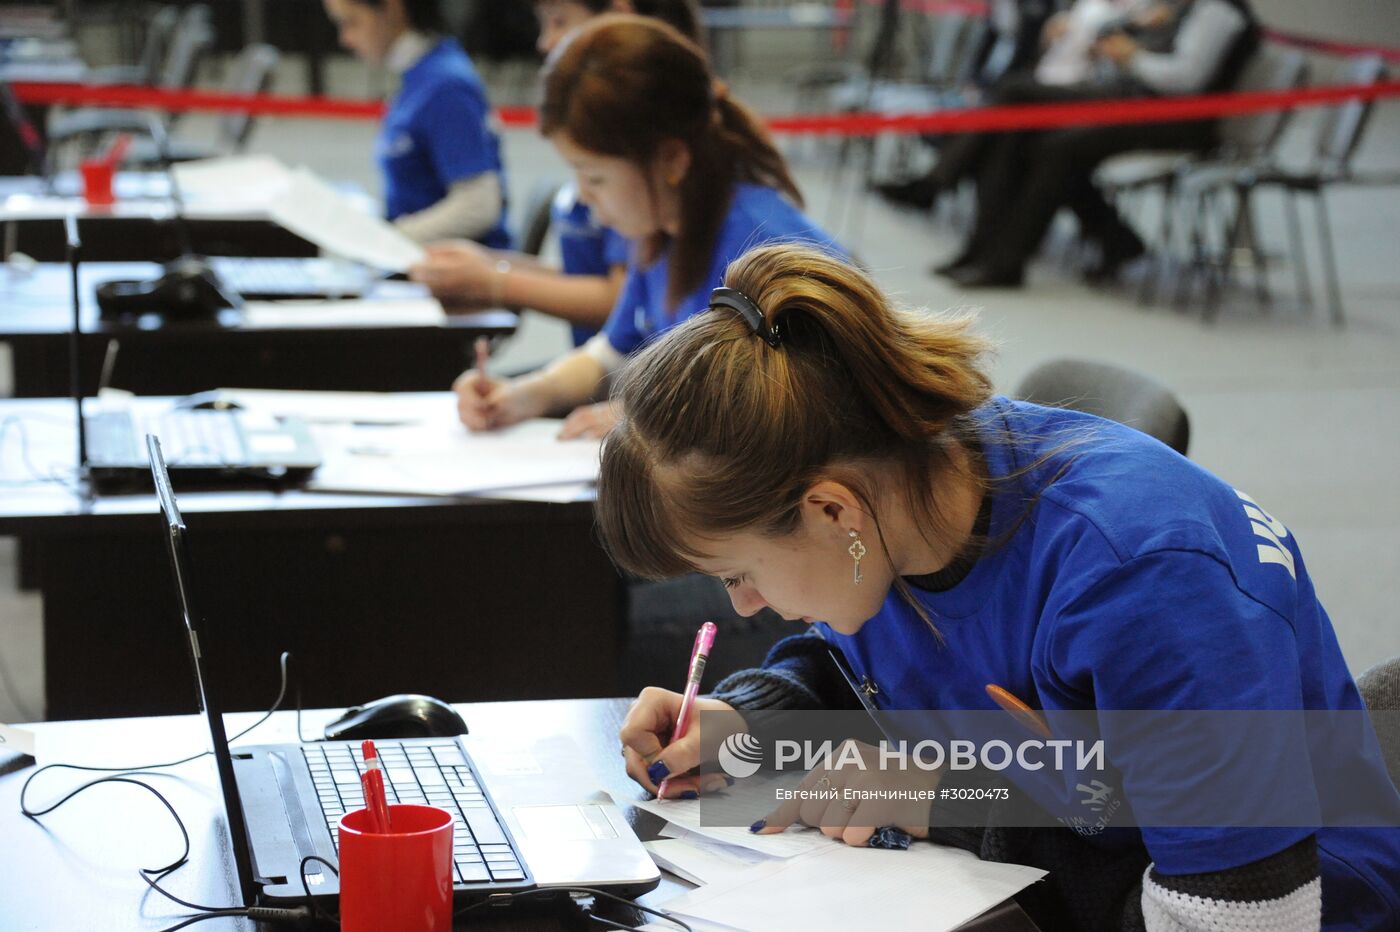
[552,184,631,347]
[377,37,510,249]
[600,184,841,356]
[817,399,1400,927]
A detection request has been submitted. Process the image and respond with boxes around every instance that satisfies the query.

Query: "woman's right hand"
[619,687,745,798]
[452,369,546,431]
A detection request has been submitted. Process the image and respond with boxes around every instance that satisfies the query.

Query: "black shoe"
[1083,232,1147,284]
[874,176,940,210]
[947,263,1025,289]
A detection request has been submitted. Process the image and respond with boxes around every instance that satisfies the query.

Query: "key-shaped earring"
[847,530,866,585]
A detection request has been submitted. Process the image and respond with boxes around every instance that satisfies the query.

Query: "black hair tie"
[710,286,781,347]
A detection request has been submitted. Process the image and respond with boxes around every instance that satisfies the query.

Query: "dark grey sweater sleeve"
[709,632,863,712]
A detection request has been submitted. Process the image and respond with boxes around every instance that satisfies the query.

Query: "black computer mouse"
[324,694,469,741]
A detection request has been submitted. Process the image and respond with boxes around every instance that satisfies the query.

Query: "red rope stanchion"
[12,78,1399,137]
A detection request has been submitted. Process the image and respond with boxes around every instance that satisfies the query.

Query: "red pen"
[657,622,718,799]
[361,740,393,833]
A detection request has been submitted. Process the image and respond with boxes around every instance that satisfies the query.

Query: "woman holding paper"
[323,0,510,247]
[451,16,840,439]
[409,0,703,348]
[602,243,1400,929]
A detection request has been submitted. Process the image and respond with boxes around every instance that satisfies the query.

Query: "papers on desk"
[240,297,447,329]
[633,792,1046,932]
[268,168,426,272]
[0,723,37,759]
[214,389,448,426]
[309,418,600,498]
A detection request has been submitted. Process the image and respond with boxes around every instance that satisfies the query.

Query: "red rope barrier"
[11,79,1400,137]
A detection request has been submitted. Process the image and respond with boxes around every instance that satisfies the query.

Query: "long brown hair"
[596,244,998,624]
[539,15,800,310]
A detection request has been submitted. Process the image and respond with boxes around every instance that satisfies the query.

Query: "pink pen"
[657,621,718,799]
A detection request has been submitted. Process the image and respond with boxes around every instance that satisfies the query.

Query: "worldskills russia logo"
[718,733,765,779]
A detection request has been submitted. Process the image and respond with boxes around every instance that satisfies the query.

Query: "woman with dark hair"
[452,15,840,439]
[602,242,1400,929]
[323,0,510,246]
[408,0,704,348]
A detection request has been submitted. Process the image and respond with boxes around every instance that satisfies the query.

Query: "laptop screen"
[147,433,259,905]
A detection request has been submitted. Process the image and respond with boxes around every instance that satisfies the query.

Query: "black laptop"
[62,214,321,490]
[146,435,659,908]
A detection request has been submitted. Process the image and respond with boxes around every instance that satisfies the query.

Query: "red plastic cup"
[79,158,116,206]
[338,804,454,932]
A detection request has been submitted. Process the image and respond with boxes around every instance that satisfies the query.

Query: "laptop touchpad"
[512,804,618,841]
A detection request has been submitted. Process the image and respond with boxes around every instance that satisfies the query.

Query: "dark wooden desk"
[0,701,1036,930]
[0,398,621,720]
[0,263,516,396]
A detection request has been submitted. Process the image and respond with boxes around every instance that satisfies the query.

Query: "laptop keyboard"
[304,740,526,885]
[89,410,244,465]
[212,257,369,298]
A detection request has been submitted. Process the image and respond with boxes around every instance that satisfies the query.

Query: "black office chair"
[1015,358,1191,456]
[45,3,214,166]
[516,181,562,257]
[1356,656,1400,790]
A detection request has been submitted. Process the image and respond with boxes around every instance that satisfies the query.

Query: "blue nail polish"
[646,760,670,785]
[679,790,699,800]
[749,819,766,833]
[724,775,736,787]
[869,826,913,850]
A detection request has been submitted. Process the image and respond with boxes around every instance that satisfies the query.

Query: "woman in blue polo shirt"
[323,0,509,247]
[602,244,1400,929]
[453,15,840,438]
[408,0,702,347]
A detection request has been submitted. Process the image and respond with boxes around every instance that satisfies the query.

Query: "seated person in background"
[410,0,703,347]
[323,0,511,247]
[605,243,1400,930]
[453,15,840,439]
[944,0,1258,288]
[877,0,1156,214]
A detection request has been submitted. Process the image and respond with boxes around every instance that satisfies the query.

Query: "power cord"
[18,652,312,929]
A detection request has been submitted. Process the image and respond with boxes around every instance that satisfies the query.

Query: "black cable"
[455,886,694,932]
[299,854,339,926]
[18,651,291,803]
[17,653,304,928]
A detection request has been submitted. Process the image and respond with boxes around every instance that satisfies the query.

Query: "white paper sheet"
[663,838,1046,932]
[171,154,295,207]
[267,167,425,271]
[633,795,833,859]
[213,389,451,425]
[240,297,447,329]
[644,834,775,887]
[0,723,37,757]
[306,418,601,497]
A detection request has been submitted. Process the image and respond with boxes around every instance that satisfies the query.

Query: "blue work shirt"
[600,183,840,356]
[553,184,631,347]
[817,398,1400,928]
[377,37,510,249]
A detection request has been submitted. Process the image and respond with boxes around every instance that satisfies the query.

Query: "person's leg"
[955,119,1215,287]
[935,128,1035,276]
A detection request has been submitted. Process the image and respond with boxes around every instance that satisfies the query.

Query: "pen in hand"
[657,621,718,799]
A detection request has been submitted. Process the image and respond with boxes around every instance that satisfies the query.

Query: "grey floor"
[2,54,1398,723]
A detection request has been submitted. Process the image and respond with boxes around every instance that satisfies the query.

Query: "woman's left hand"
[754,739,938,847]
[409,240,496,300]
[558,401,620,440]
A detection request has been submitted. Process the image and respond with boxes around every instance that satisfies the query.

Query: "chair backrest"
[1355,656,1400,790]
[137,5,182,86]
[158,3,214,90]
[517,182,563,257]
[1218,44,1308,159]
[1315,54,1386,178]
[1014,358,1191,455]
[925,13,970,86]
[217,43,280,150]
